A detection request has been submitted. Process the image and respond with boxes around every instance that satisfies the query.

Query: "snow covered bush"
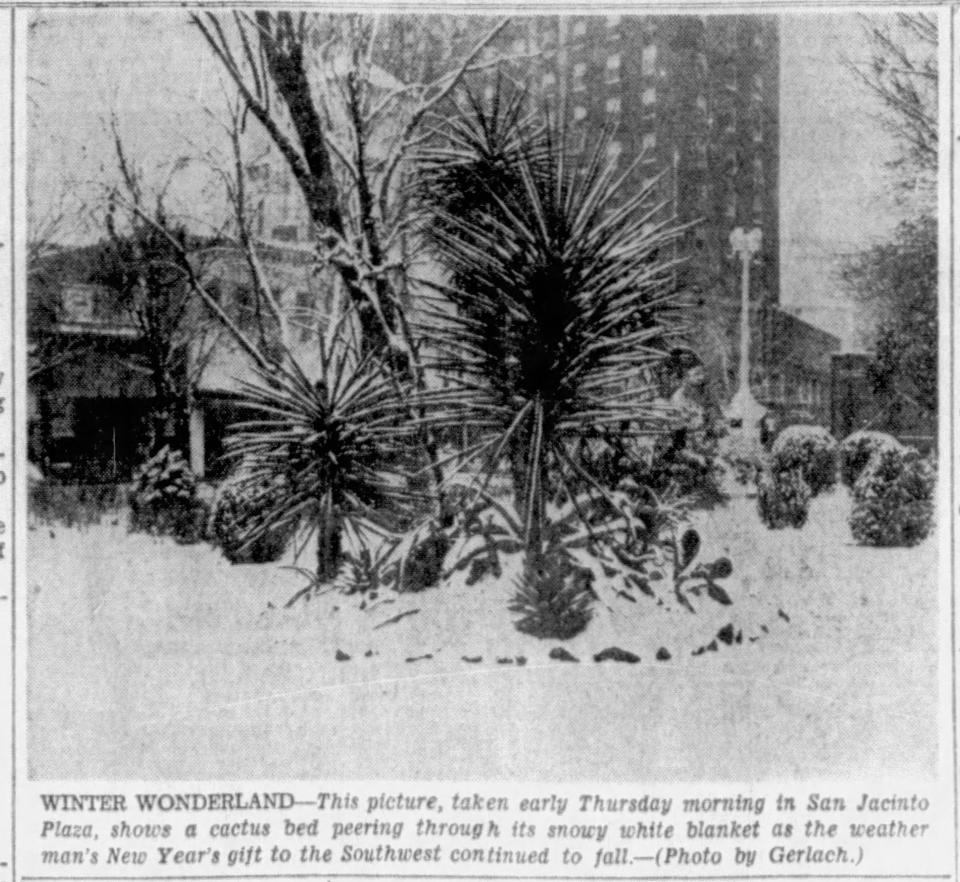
[129,446,199,538]
[840,430,904,487]
[757,467,811,529]
[770,425,839,497]
[210,478,294,564]
[849,447,935,547]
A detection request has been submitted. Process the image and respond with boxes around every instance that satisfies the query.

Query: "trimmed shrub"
[129,447,198,537]
[509,549,595,640]
[757,467,811,529]
[840,430,904,487]
[770,425,839,497]
[850,448,935,547]
[210,479,294,564]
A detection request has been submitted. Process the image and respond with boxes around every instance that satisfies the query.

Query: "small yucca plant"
[226,312,417,582]
[509,547,595,640]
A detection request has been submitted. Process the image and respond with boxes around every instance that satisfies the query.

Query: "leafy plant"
[757,467,811,529]
[665,527,734,612]
[128,446,199,537]
[850,447,935,546]
[840,430,904,487]
[769,425,839,497]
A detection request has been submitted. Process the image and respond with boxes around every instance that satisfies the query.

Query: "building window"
[695,142,708,169]
[642,87,657,106]
[641,44,658,77]
[572,62,587,91]
[695,50,708,74]
[572,20,587,38]
[605,96,621,116]
[698,183,709,204]
[573,105,587,123]
[606,14,621,29]
[542,71,556,89]
[641,132,657,153]
[605,53,621,84]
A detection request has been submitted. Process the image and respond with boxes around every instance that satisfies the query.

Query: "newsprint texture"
[0,1,957,881]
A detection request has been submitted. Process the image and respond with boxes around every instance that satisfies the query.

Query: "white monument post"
[726,226,766,438]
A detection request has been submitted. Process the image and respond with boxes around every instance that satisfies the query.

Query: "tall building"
[464,14,781,398]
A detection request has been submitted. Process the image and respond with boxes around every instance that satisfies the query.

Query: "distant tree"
[843,14,937,432]
[849,13,937,184]
[97,125,220,455]
[841,215,936,423]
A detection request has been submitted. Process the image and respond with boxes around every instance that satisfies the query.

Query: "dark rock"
[594,647,640,664]
[706,639,718,652]
[778,608,791,622]
[735,630,743,644]
[496,657,514,665]
[656,647,671,662]
[462,655,483,664]
[515,656,527,666]
[549,647,579,663]
[717,624,735,645]
[364,649,375,657]
[405,653,433,663]
[692,646,705,656]
[335,649,351,662]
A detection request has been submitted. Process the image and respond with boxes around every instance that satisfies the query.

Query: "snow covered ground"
[27,487,938,781]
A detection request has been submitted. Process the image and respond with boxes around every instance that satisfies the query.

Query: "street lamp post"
[726,226,766,437]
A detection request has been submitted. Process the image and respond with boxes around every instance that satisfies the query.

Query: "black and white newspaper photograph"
[0,1,956,880]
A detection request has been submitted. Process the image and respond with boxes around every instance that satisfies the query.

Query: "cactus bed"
[28,485,937,781]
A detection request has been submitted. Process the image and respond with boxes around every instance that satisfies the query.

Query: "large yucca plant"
[418,105,688,556]
[226,312,417,582]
